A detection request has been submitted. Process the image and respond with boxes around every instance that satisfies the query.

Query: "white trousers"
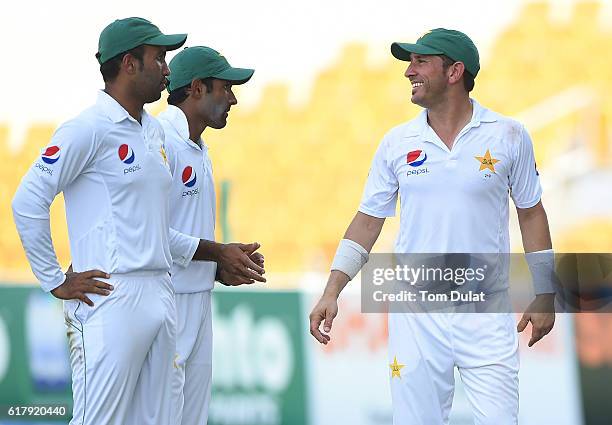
[388,312,519,425]
[64,273,176,425]
[171,290,213,425]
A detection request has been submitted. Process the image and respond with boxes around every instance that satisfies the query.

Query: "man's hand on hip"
[51,269,113,307]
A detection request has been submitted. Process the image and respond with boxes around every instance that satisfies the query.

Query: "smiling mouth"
[410,82,424,95]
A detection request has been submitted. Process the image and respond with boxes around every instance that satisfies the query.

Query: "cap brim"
[391,42,443,61]
[213,67,255,85]
[147,33,188,51]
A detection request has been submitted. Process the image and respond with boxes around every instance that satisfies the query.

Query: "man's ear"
[122,53,140,76]
[189,79,203,99]
[448,62,466,85]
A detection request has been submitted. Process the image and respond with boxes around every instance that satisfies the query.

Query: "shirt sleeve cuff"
[41,273,67,293]
[175,236,199,268]
[358,205,396,219]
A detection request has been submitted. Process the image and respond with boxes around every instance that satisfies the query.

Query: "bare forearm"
[517,201,552,252]
[343,211,386,252]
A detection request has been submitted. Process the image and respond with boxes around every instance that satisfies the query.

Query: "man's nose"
[405,63,416,79]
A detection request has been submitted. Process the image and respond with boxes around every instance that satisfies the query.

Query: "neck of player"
[426,95,473,150]
[179,104,207,145]
[104,85,145,124]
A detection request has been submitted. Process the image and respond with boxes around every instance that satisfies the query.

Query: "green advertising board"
[0,286,71,423]
[209,290,309,425]
[0,285,309,424]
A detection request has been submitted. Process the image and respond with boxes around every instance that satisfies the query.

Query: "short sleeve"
[358,135,399,218]
[510,126,542,209]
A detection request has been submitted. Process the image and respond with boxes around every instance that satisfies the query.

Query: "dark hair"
[99,46,145,83]
[167,78,214,106]
[440,55,475,92]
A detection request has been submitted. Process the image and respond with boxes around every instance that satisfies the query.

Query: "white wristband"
[330,239,369,280]
[525,249,556,294]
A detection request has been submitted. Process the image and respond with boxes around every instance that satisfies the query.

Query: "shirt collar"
[96,90,136,124]
[158,105,206,151]
[470,98,498,125]
[403,98,498,140]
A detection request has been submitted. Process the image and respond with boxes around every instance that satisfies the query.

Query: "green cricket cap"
[96,17,187,65]
[167,46,254,92]
[391,28,480,77]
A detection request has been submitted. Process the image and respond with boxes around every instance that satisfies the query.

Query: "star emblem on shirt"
[160,145,168,165]
[390,356,405,379]
[475,149,500,173]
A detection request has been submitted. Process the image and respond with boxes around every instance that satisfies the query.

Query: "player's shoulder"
[63,98,142,142]
[158,110,190,151]
[474,101,526,140]
[53,105,103,140]
[148,113,165,131]
[380,110,428,147]
[159,125,188,156]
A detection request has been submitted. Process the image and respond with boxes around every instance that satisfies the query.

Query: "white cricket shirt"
[12,91,199,292]
[158,106,217,294]
[359,99,542,254]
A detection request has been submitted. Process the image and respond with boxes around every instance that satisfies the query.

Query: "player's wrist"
[214,265,224,280]
[214,242,225,261]
[323,271,351,299]
[49,274,68,296]
[525,249,556,295]
[322,286,341,300]
[197,239,223,262]
[330,239,369,281]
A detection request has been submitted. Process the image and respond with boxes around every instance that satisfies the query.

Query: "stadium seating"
[1,1,611,277]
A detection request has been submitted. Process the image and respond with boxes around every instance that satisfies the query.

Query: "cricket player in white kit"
[158,46,259,425]
[12,20,265,424]
[310,29,556,424]
[12,17,192,425]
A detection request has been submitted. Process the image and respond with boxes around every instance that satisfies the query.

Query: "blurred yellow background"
[1,1,611,280]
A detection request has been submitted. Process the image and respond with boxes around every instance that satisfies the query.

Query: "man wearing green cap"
[13,18,266,425]
[310,28,555,423]
[157,46,257,425]
[12,17,193,425]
